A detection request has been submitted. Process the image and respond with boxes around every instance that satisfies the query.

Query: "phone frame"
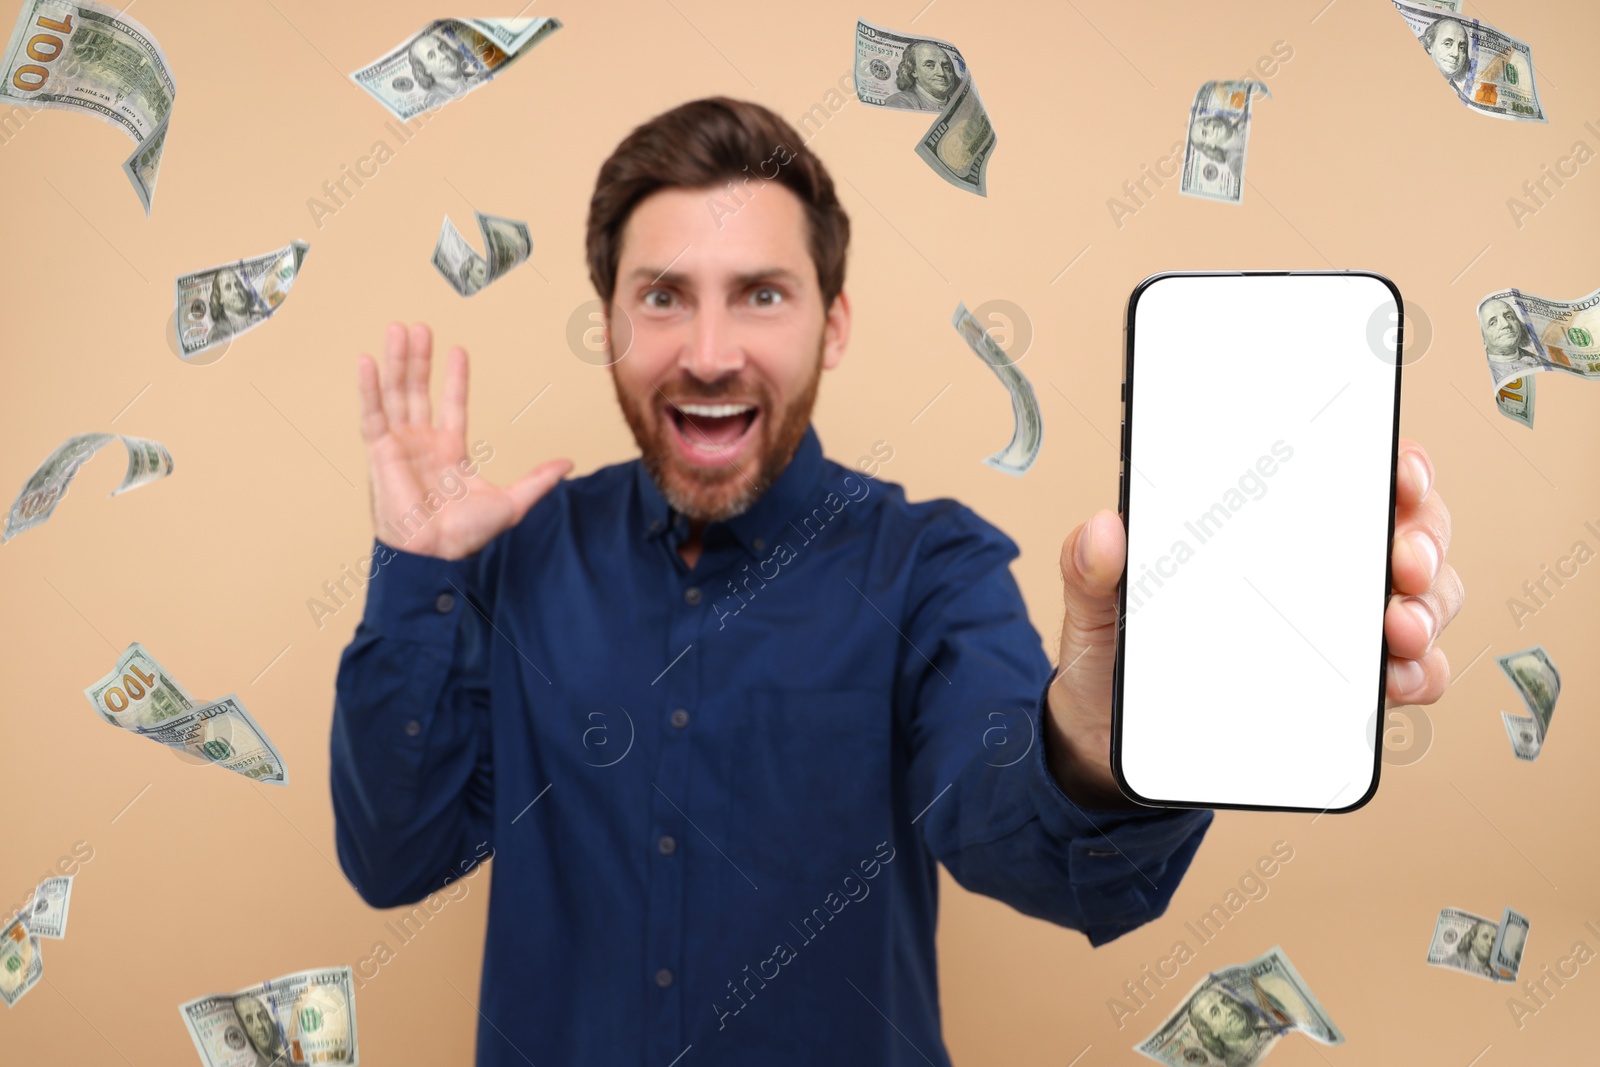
[1110,269,1405,814]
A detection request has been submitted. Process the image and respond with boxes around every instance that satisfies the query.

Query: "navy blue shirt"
[331,424,1212,1066]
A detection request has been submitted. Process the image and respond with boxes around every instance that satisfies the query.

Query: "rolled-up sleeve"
[330,540,498,910]
[902,506,1212,946]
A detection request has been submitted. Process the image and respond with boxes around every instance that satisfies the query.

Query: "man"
[1188,986,1282,1067]
[209,267,264,341]
[884,40,960,111]
[407,25,485,110]
[1419,17,1471,91]
[1478,297,1542,381]
[1455,919,1498,979]
[331,97,1463,1064]
[231,993,291,1066]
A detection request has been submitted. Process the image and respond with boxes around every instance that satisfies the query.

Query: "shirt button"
[655,968,674,988]
[404,719,422,737]
[658,835,677,855]
[752,537,765,551]
[649,519,662,532]
[670,708,690,729]
[684,586,702,606]
[434,592,455,613]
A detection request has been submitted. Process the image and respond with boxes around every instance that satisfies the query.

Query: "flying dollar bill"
[84,646,286,784]
[0,0,176,213]
[853,19,996,196]
[1391,1,1545,122]
[23,877,72,940]
[124,693,287,785]
[952,302,1041,475]
[432,211,531,296]
[1477,287,1600,427]
[180,967,358,1066]
[175,241,311,360]
[1428,906,1531,981]
[1135,946,1343,1066]
[0,912,42,1009]
[1180,80,1270,204]
[1496,644,1559,760]
[84,641,199,728]
[3,432,173,543]
[351,17,561,121]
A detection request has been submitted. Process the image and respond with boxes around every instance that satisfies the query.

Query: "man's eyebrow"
[625,266,805,289]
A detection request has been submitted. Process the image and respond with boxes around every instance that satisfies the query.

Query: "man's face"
[1429,20,1467,77]
[234,995,278,1053]
[1193,116,1234,150]
[908,42,956,100]
[1193,989,1253,1044]
[1469,922,1496,962]
[411,32,461,80]
[216,270,252,317]
[606,183,848,523]
[1479,299,1522,356]
[461,257,487,293]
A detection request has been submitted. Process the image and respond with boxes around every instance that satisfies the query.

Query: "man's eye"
[644,290,674,309]
[749,286,784,307]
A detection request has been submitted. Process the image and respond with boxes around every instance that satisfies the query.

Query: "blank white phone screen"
[1119,273,1400,811]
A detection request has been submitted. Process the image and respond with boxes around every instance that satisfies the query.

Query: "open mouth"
[667,401,760,465]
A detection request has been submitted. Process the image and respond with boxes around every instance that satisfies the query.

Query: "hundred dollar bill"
[23,876,72,940]
[0,912,42,1008]
[952,302,1041,475]
[853,19,995,196]
[1391,1,1545,122]
[1428,906,1529,981]
[3,432,173,543]
[1478,287,1600,427]
[84,641,199,728]
[1180,80,1270,204]
[1491,907,1531,981]
[432,211,531,296]
[0,0,176,213]
[180,966,358,1066]
[1496,645,1559,760]
[122,693,288,785]
[351,17,561,121]
[175,241,311,359]
[1135,945,1343,1066]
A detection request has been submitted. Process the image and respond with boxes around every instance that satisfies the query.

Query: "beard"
[611,339,823,524]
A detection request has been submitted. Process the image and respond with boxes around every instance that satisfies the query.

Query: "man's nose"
[683,303,745,381]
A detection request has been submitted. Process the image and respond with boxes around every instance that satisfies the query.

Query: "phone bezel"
[1110,269,1405,815]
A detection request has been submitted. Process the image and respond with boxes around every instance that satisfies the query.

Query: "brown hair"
[586,96,850,312]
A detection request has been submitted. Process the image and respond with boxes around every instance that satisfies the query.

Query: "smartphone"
[1111,271,1403,813]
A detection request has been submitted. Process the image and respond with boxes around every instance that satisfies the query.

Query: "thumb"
[1060,508,1126,633]
[505,459,574,521]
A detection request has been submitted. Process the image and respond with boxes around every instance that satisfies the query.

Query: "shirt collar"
[638,424,826,558]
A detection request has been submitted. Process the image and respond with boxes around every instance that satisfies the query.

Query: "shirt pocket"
[727,686,893,887]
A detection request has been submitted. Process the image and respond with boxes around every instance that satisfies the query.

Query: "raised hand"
[357,322,572,560]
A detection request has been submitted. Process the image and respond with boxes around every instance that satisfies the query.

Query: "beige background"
[2,0,1597,1062]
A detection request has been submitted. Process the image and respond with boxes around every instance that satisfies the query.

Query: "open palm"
[358,322,571,560]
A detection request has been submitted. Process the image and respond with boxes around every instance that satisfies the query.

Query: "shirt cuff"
[359,540,472,645]
[1026,666,1212,844]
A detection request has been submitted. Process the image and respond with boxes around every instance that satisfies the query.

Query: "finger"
[1384,561,1465,660]
[1060,508,1126,632]
[357,354,388,443]
[1386,645,1450,706]
[505,459,574,522]
[381,322,409,427]
[1394,438,1434,511]
[440,345,469,438]
[407,322,433,426]
[1392,486,1452,596]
